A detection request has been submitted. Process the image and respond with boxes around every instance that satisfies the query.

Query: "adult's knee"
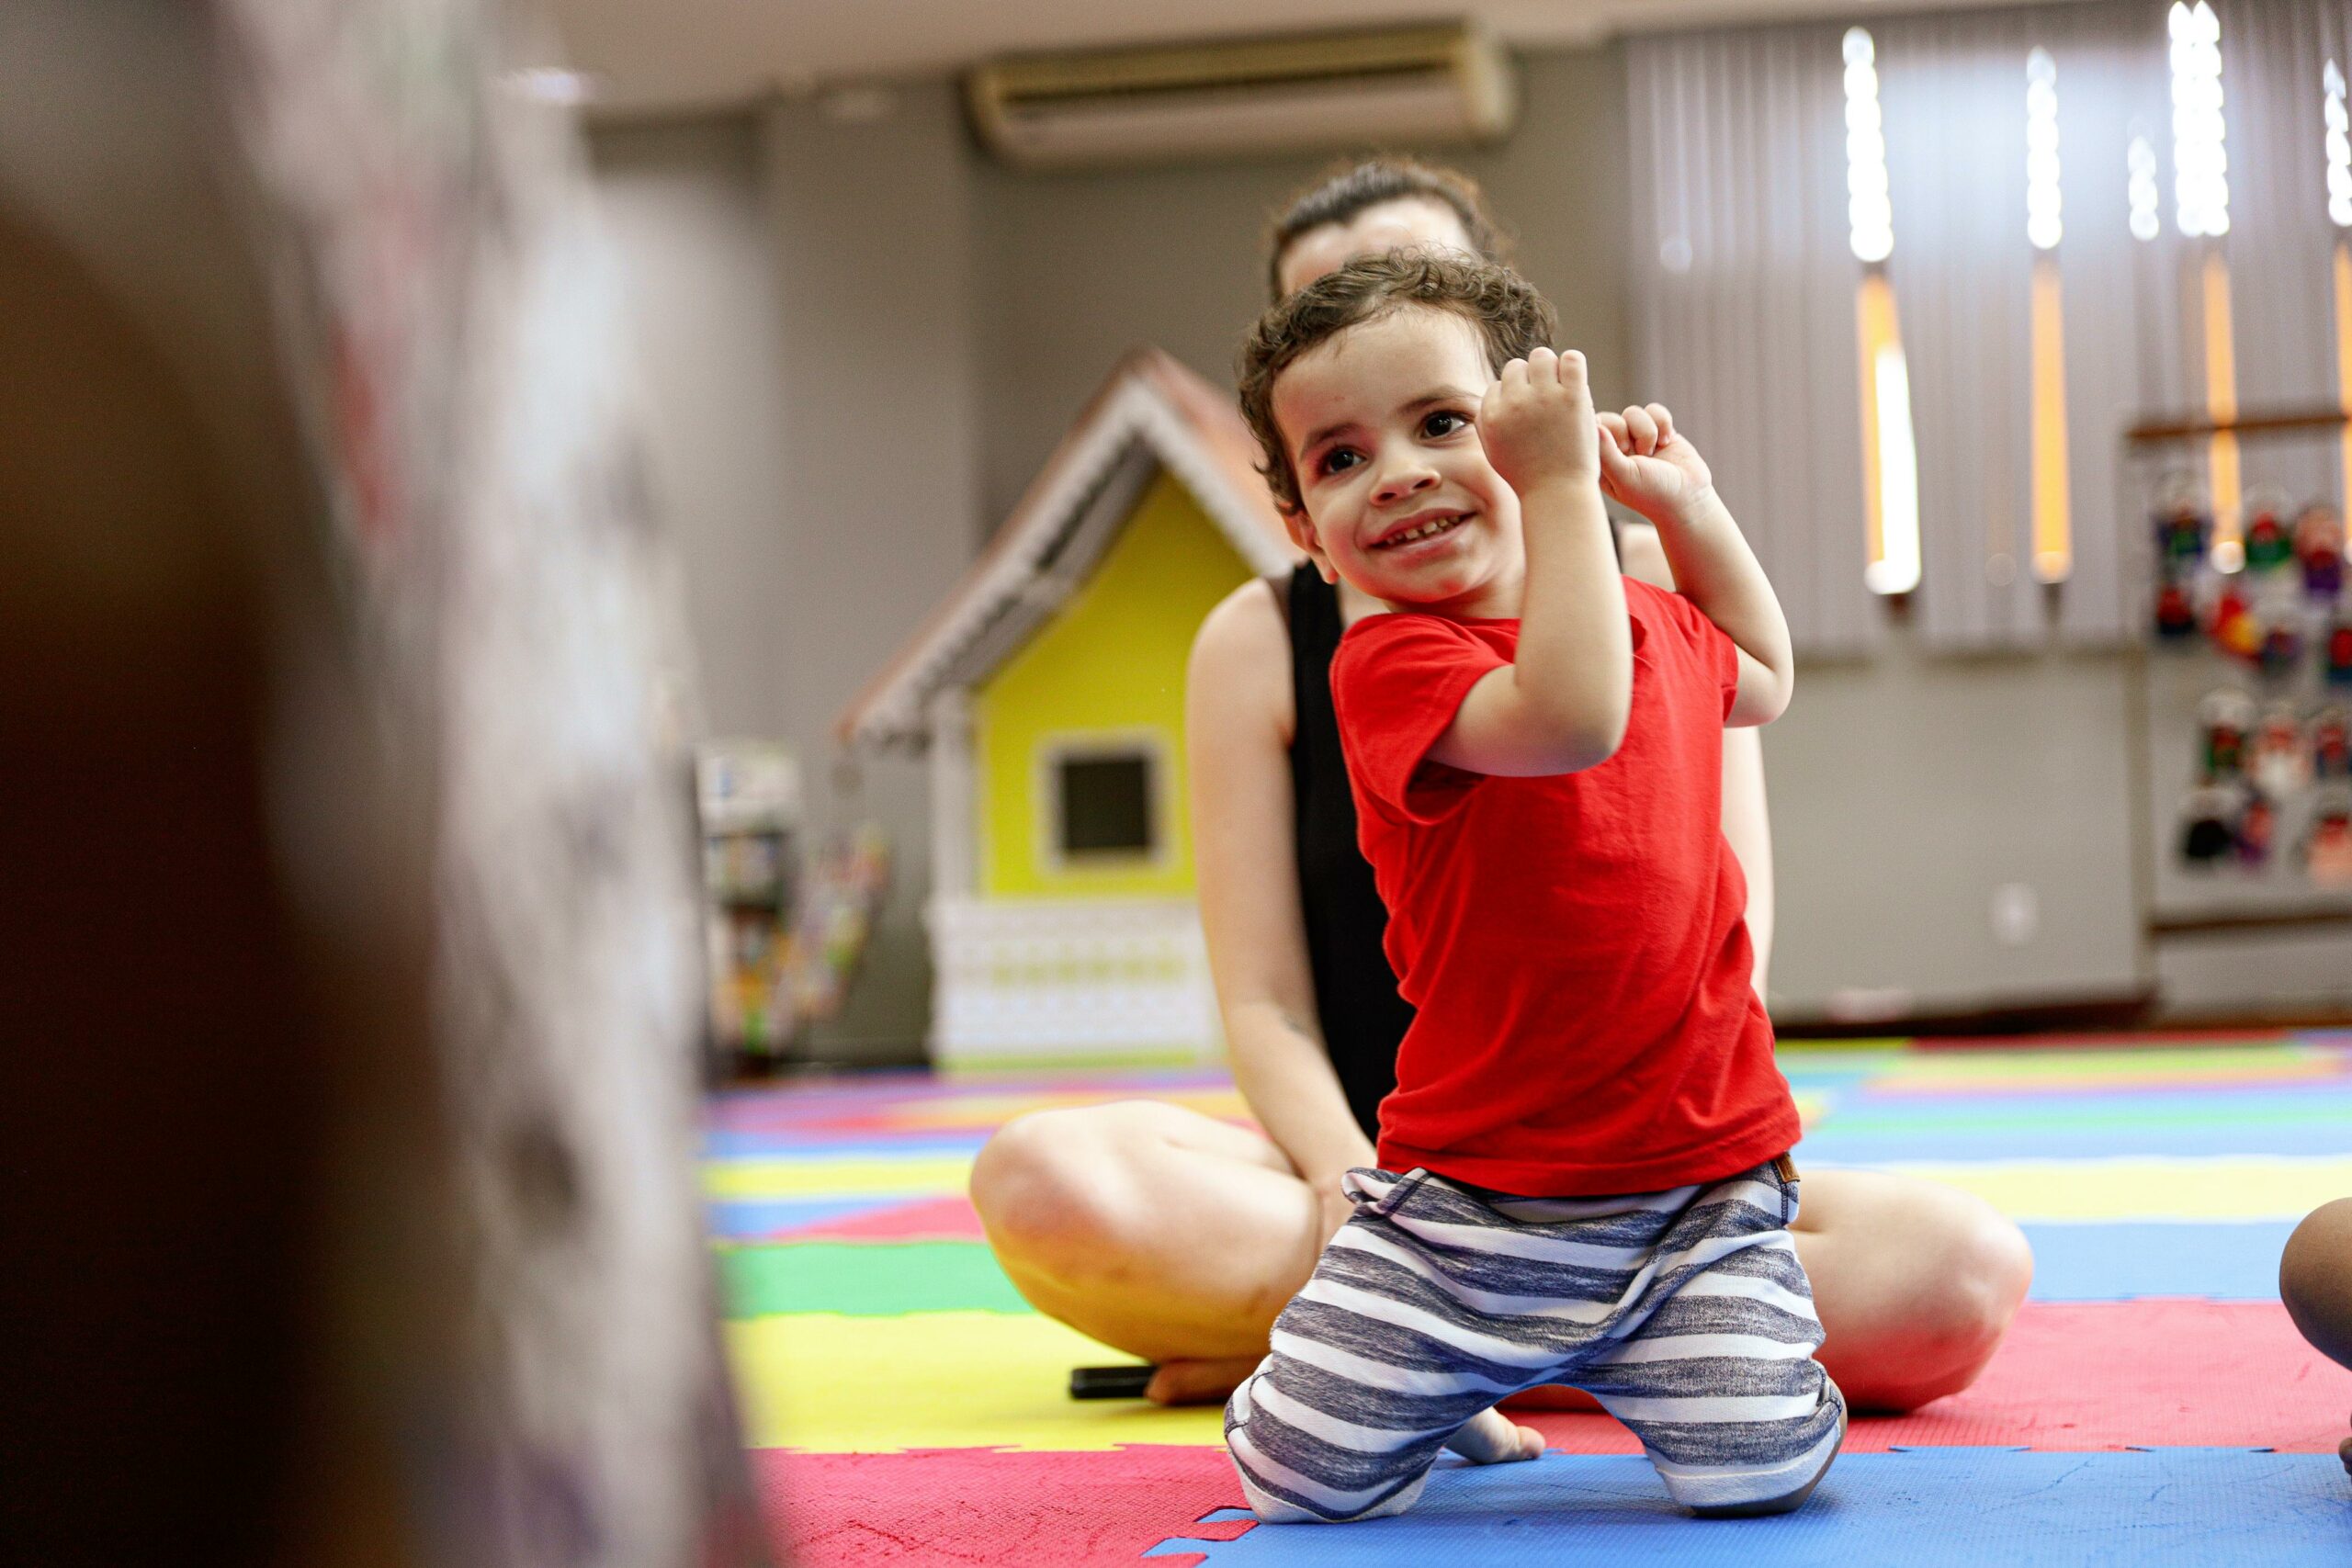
[1944,1201,2033,1335]
[2280,1198,2352,1371]
[968,1106,1138,1280]
[1896,1199,2032,1400]
[1842,1191,2031,1410]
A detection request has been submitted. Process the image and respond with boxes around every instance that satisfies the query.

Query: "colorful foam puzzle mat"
[710,1037,2352,1564]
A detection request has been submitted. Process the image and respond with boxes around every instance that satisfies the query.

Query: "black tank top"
[1277,534,1623,1140]
[1282,564,1413,1139]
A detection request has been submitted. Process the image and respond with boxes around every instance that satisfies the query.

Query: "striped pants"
[1224,1159,1846,1523]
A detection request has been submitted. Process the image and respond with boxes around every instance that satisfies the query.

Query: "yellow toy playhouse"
[840,347,1295,1068]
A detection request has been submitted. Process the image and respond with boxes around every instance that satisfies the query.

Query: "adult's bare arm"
[1720,728,1774,991]
[1623,523,1775,993]
[1186,581,1376,1219]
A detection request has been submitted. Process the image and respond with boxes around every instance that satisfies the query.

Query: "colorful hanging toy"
[2242,496,2293,573]
[2313,704,2352,780]
[2235,790,2277,868]
[2297,504,2346,602]
[2257,617,2303,680]
[2177,782,2239,867]
[2252,702,2311,798]
[2326,615,2352,686]
[2198,688,2254,778]
[2151,483,2211,642]
[2206,581,2262,664]
[2155,483,2211,570]
[2307,787,2352,887]
[2154,577,2199,640]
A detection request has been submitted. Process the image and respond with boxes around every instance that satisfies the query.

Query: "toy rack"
[2118,407,2352,991]
[696,740,802,1072]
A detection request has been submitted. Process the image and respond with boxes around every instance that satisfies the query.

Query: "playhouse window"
[1054,750,1157,860]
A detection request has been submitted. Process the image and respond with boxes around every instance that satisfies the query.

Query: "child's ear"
[1283,507,1340,584]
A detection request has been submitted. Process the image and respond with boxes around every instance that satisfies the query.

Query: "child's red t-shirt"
[1329,577,1796,1197]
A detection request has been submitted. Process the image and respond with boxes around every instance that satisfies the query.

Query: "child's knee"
[1228,1459,1432,1526]
[1227,1462,1431,1526]
[1223,1364,1437,1524]
[1637,1373,1847,1516]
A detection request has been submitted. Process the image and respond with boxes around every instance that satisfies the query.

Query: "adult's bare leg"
[1504,1167,2030,1415]
[969,1100,1320,1381]
[1792,1168,2033,1412]
[971,1100,1546,1459]
[975,1112,2031,1416]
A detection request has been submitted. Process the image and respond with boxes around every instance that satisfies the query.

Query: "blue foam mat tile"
[702,1196,906,1240]
[1144,1449,2352,1566]
[2020,1221,2291,1301]
[1799,1085,2352,1161]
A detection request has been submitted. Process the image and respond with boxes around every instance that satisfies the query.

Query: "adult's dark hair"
[1265,156,1510,301]
[1238,248,1555,515]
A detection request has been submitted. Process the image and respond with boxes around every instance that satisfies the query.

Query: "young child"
[1220,249,1843,1524]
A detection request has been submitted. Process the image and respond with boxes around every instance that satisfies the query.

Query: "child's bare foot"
[1444,1406,1545,1463]
[1145,1356,1259,1405]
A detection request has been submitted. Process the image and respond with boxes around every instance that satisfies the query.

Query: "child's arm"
[1597,402,1793,727]
[1428,348,1633,777]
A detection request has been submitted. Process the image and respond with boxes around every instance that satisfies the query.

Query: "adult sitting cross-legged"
[969,157,2033,1415]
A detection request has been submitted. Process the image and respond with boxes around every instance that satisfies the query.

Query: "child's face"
[1272,305,1525,620]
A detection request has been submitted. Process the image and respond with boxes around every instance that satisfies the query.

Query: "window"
[1039,735,1168,869]
[1058,754,1152,856]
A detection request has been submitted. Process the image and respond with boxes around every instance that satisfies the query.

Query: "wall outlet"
[1990,882,2040,947]
[1825,986,1914,1023]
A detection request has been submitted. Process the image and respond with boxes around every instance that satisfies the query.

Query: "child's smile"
[1272,306,1526,620]
[1369,508,1469,550]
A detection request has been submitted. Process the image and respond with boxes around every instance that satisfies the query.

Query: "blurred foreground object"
[1,1,768,1562]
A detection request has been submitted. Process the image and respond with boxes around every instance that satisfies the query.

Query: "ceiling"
[547,0,2015,118]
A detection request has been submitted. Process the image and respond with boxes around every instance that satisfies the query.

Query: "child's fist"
[1597,402,1715,522]
[1479,347,1599,497]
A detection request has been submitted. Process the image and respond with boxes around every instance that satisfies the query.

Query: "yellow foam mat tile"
[726,1310,1225,1452]
[1860,1155,2352,1222]
[704,1154,974,1202]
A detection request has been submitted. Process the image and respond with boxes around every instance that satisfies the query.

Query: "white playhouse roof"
[839,345,1297,750]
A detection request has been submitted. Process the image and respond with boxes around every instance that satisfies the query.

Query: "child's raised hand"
[1597,402,1714,522]
[1479,347,1600,499]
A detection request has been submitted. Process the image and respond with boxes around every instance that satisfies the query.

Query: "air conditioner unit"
[966,24,1518,171]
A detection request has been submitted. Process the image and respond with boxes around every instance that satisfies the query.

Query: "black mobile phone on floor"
[1068,1363,1156,1400]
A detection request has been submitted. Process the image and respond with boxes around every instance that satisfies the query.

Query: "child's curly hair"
[1238,249,1555,517]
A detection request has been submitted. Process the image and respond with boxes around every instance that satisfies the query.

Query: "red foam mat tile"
[1512,1299,2352,1455]
[755,1445,1246,1567]
[788,1194,989,1243]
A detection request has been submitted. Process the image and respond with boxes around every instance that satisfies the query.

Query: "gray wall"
[1765,638,2140,1019]
[592,42,2179,1054]
[594,91,982,1059]
[594,118,794,739]
[971,48,1632,524]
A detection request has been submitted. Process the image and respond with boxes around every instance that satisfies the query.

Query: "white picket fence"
[926,896,1223,1066]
